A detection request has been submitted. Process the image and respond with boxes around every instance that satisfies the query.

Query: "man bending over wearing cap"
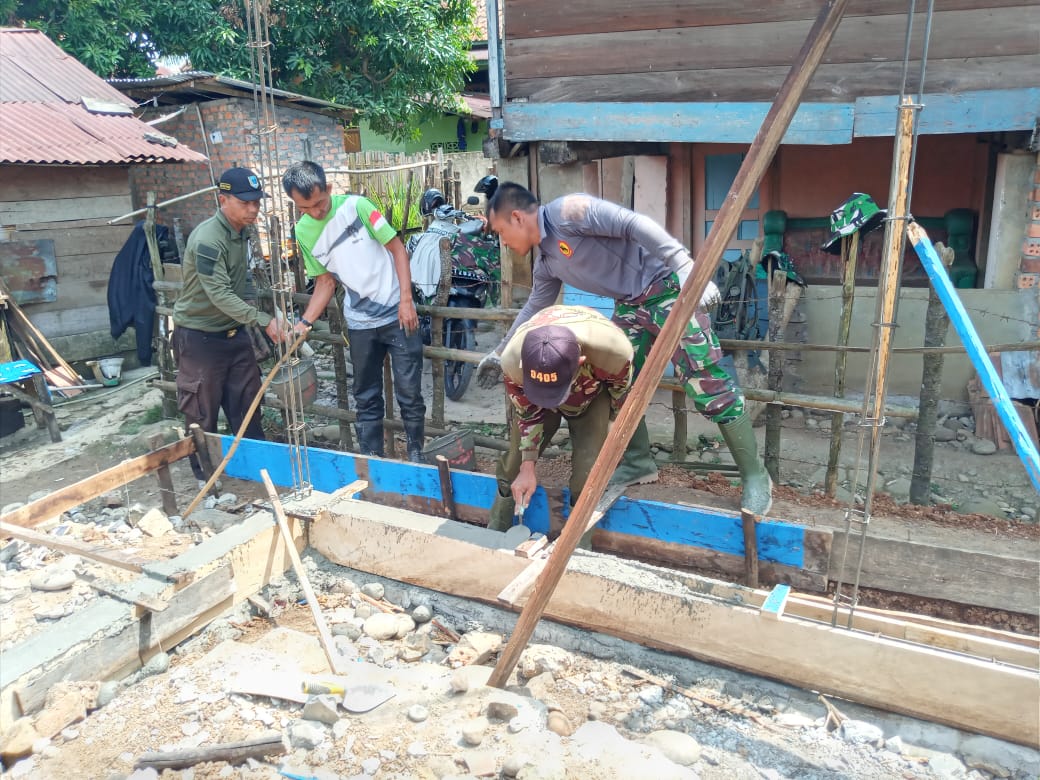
[480,182,772,516]
[173,166,285,474]
[491,304,633,548]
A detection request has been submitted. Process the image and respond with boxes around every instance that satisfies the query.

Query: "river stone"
[461,716,488,746]
[360,582,384,600]
[394,613,416,638]
[29,569,76,592]
[641,730,702,765]
[411,604,433,624]
[840,719,884,745]
[970,438,998,455]
[363,612,400,640]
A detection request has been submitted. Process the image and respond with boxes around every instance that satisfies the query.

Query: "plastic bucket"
[422,429,476,471]
[98,357,124,381]
[269,358,317,408]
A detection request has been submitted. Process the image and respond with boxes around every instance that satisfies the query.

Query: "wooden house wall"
[0,166,133,346]
[504,0,1040,105]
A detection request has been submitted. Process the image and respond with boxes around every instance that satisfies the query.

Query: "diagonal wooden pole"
[487,0,852,688]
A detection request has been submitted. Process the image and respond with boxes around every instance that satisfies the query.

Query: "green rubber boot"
[608,418,660,487]
[718,412,773,516]
[488,491,516,532]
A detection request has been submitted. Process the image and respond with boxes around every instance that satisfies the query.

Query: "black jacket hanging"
[107,221,166,366]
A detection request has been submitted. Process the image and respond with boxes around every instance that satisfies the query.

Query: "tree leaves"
[13,0,477,142]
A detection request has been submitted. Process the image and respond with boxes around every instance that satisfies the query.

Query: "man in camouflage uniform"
[173,167,284,460]
[479,182,772,516]
[490,305,633,547]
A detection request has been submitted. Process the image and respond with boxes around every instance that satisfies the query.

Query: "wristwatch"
[299,317,313,328]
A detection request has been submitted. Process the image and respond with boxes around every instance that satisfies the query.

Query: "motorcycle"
[408,179,500,401]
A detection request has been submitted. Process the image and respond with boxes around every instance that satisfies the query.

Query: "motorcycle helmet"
[420,188,447,216]
[474,175,499,200]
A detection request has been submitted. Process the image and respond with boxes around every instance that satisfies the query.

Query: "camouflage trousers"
[613,275,744,424]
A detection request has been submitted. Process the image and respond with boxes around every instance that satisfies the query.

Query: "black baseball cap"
[521,325,581,408]
[217,167,267,201]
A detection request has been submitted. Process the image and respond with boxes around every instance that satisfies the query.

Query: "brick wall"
[129,98,348,239]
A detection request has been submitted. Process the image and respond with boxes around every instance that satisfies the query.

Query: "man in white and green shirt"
[284,161,425,461]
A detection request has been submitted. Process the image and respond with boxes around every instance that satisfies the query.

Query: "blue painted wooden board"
[502,89,1037,145]
[761,584,791,616]
[220,436,809,568]
[854,88,1040,138]
[504,102,854,145]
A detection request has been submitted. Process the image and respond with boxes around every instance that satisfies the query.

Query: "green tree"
[8,0,478,142]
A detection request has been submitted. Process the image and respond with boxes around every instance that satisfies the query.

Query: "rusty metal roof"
[0,27,207,165]
[108,71,356,121]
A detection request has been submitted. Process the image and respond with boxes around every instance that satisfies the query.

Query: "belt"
[178,325,240,339]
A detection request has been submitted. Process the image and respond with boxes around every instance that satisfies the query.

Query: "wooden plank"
[505,0,1038,39]
[783,595,1038,669]
[515,534,548,558]
[12,565,235,715]
[0,166,131,201]
[15,225,133,258]
[855,87,1040,137]
[828,532,1040,616]
[0,437,197,529]
[0,195,133,226]
[503,102,854,145]
[309,500,1040,747]
[760,584,791,620]
[507,55,1040,105]
[0,521,145,575]
[21,305,110,338]
[504,9,1039,80]
[594,529,830,592]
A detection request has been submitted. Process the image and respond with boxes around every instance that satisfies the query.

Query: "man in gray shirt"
[478,182,771,516]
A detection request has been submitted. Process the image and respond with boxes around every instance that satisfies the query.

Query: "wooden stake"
[741,509,760,588]
[260,469,344,675]
[435,455,458,520]
[825,231,860,497]
[150,433,178,516]
[134,732,285,771]
[909,242,954,505]
[487,0,852,689]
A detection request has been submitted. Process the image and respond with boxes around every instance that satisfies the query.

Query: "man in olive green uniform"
[173,167,284,449]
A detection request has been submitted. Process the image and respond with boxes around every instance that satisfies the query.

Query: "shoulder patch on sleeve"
[195,243,221,276]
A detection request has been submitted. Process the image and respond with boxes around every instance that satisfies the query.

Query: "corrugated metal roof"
[462,94,492,119]
[0,27,207,165]
[108,71,356,119]
[0,27,134,104]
